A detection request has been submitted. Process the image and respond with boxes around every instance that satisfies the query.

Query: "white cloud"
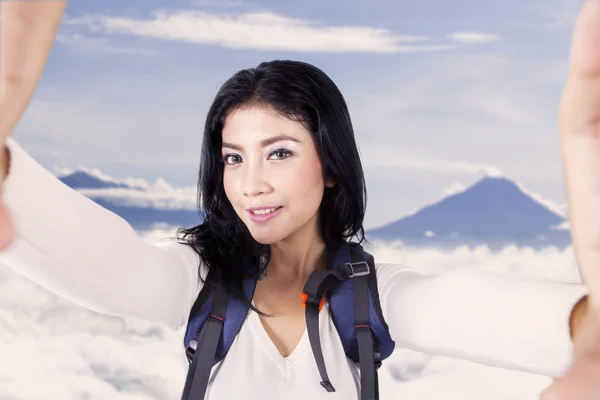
[514,182,568,217]
[552,221,570,231]
[441,182,467,196]
[50,168,199,210]
[77,187,198,210]
[52,166,152,191]
[366,241,581,283]
[56,33,158,56]
[447,32,501,44]
[64,10,454,53]
[0,228,583,399]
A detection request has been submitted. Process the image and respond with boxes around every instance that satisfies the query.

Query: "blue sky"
[12,0,585,228]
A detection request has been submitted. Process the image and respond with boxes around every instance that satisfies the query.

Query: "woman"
[1,1,600,399]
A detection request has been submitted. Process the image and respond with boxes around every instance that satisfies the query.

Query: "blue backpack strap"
[181,268,257,400]
[350,244,380,400]
[302,262,357,392]
[327,243,395,362]
[302,242,395,400]
[181,283,228,400]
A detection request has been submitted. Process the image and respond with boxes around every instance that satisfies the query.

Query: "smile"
[247,206,283,222]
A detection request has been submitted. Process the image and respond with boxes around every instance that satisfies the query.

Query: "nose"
[243,162,271,197]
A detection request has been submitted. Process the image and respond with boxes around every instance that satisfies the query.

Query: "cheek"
[222,170,236,205]
[278,158,325,203]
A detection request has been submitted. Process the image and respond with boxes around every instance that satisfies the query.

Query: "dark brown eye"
[223,154,242,165]
[268,149,293,160]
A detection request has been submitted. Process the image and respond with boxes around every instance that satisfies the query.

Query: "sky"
[0,225,585,399]
[1,1,593,397]
[8,0,586,229]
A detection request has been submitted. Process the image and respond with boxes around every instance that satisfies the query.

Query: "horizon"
[55,166,570,231]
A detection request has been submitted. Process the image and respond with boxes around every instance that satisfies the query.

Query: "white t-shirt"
[0,137,587,400]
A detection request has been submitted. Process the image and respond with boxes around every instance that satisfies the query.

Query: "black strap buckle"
[185,339,198,364]
[345,261,370,278]
[374,351,382,370]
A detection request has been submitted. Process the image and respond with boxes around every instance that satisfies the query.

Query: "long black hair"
[177,60,367,309]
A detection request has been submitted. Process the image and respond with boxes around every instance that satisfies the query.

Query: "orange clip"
[300,292,325,311]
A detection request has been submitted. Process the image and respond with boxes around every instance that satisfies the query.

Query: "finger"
[568,0,600,78]
[560,0,600,134]
[558,0,600,298]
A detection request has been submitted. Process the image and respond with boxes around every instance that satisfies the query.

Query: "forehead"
[222,105,308,142]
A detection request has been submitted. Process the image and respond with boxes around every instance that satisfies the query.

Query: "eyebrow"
[222,134,301,150]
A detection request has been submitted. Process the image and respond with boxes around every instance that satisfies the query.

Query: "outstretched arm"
[0,1,207,332]
[376,263,586,377]
[1,138,206,331]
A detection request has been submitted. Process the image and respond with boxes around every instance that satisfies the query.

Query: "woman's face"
[221,105,333,245]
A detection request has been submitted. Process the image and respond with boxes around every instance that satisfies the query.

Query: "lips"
[246,206,283,222]
[248,206,281,215]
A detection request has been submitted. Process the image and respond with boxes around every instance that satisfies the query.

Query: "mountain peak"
[57,169,151,191]
[58,169,202,231]
[467,175,521,195]
[368,175,570,250]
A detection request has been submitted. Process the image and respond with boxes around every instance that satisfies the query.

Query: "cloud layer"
[0,225,582,399]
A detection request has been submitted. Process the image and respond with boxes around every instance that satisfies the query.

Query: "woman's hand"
[0,1,67,251]
[544,0,600,398]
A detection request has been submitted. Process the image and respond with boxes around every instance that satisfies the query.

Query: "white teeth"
[251,207,278,215]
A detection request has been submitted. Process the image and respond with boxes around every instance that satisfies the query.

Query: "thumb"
[0,149,15,251]
[0,190,15,251]
[568,0,600,77]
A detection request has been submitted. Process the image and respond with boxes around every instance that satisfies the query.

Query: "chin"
[248,230,285,245]
[244,222,292,245]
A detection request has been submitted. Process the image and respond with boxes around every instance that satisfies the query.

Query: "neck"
[268,219,327,281]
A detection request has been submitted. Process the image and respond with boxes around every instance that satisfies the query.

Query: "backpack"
[180,242,395,400]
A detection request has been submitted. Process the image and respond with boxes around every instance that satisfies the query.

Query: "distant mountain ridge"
[60,171,137,190]
[59,170,571,249]
[58,170,202,232]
